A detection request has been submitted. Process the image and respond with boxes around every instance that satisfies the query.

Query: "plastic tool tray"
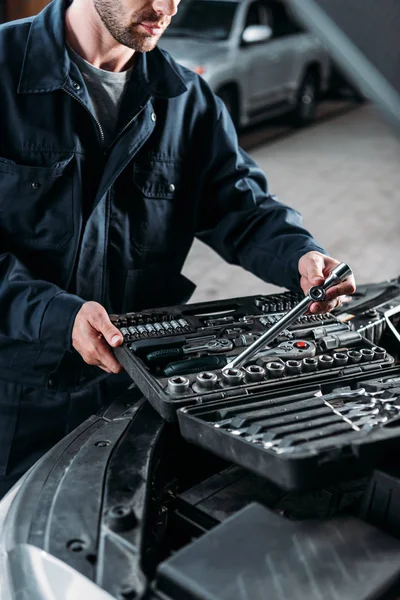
[111,292,400,490]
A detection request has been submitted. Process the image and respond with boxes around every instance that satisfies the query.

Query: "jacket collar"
[18,0,187,98]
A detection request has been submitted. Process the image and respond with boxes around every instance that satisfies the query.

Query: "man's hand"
[72,301,124,374]
[298,251,356,313]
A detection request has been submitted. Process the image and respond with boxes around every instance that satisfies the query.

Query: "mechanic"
[0,0,355,498]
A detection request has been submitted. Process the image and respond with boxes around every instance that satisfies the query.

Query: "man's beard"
[93,1,168,52]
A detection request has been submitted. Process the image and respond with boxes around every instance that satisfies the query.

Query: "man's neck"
[65,0,136,72]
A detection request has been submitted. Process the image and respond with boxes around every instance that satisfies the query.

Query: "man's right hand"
[72,301,124,374]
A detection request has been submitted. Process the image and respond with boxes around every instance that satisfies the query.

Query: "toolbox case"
[177,372,400,490]
[112,292,400,491]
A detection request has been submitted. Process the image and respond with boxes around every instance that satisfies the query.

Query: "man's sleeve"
[196,98,328,291]
[0,252,85,351]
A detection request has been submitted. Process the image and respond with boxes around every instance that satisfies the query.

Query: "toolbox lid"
[156,502,400,600]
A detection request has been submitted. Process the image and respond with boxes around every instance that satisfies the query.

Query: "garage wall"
[6,0,51,20]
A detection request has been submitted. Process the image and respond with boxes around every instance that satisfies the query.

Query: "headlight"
[0,476,28,599]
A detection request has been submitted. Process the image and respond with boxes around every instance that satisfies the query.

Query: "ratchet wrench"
[146,338,233,363]
[225,263,353,370]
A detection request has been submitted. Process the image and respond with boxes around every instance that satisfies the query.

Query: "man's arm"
[0,252,124,374]
[196,99,355,306]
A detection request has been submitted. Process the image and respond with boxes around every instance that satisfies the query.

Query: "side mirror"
[242,25,273,45]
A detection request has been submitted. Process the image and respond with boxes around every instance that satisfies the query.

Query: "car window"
[267,1,305,37]
[165,0,239,40]
[244,1,272,28]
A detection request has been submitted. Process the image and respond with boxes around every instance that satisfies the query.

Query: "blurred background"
[2,0,399,302]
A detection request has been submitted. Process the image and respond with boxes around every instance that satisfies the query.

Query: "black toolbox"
[112,289,400,491]
[177,372,400,490]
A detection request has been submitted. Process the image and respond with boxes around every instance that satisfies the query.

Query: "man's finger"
[89,309,123,347]
[324,279,356,301]
[300,252,326,285]
[309,298,343,314]
[95,338,124,374]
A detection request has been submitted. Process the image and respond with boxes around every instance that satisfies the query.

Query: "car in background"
[159,0,331,129]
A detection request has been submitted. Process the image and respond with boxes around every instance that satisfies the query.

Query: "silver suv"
[159,0,331,128]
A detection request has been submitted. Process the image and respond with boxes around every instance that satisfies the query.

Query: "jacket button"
[151,112,156,122]
[31,181,41,190]
[72,81,81,90]
[168,184,175,192]
[48,378,56,389]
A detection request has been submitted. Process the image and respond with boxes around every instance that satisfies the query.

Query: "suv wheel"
[292,72,318,127]
[217,86,240,130]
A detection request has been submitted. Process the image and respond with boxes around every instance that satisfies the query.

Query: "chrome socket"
[360,348,374,362]
[302,357,318,373]
[372,346,386,361]
[318,354,334,369]
[244,364,266,382]
[347,350,362,364]
[167,376,190,395]
[285,360,302,376]
[333,352,349,367]
[265,361,285,379]
[222,368,244,387]
[195,371,219,390]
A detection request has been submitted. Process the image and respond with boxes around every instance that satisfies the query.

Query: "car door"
[240,0,276,115]
[263,0,306,103]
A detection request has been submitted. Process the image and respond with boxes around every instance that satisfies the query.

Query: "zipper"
[62,85,105,293]
[63,86,150,153]
[62,85,105,148]
[62,88,151,301]
[99,100,151,303]
[107,99,150,152]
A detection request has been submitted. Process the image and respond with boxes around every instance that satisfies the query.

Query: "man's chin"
[131,34,161,52]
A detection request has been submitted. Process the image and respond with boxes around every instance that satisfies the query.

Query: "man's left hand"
[298,251,356,314]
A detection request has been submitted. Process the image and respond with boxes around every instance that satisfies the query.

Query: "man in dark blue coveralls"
[0,0,355,497]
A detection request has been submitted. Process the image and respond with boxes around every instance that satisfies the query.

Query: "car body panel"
[159,0,331,127]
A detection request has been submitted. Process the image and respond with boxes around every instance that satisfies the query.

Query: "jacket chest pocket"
[0,155,75,250]
[131,159,184,254]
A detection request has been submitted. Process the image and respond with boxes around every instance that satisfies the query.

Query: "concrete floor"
[183,104,400,302]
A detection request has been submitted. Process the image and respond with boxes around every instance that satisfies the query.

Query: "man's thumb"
[102,324,123,347]
[110,333,123,347]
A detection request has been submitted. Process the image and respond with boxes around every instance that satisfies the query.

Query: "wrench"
[225,263,353,370]
[184,339,234,354]
[146,338,233,364]
[254,339,316,362]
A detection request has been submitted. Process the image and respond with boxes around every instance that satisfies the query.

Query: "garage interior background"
[1,0,399,303]
[1,0,49,20]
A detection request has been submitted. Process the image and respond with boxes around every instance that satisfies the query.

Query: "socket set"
[112,291,397,422]
[111,281,400,490]
[335,276,400,348]
[253,291,304,313]
[110,312,195,341]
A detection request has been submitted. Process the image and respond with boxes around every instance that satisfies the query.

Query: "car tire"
[217,86,240,130]
[329,66,366,102]
[292,71,318,127]
[346,83,366,103]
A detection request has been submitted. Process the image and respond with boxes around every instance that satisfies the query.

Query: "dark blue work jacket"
[0,0,326,393]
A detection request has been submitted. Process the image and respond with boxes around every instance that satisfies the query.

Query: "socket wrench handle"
[308,262,353,302]
[225,263,353,370]
[322,262,353,292]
